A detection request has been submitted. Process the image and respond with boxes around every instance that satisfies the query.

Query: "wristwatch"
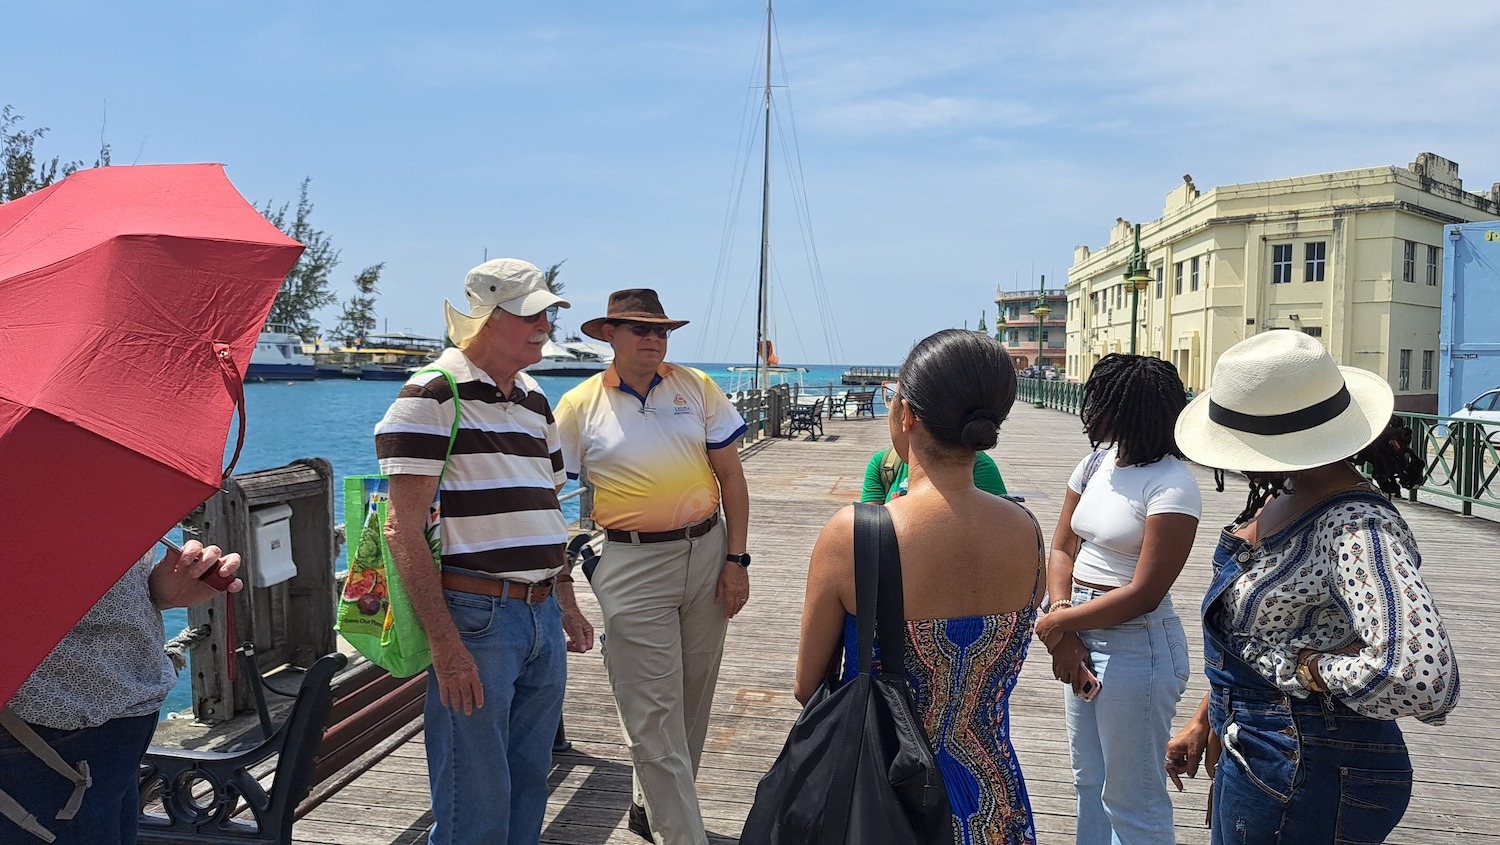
[726,553,751,569]
[1296,653,1327,693]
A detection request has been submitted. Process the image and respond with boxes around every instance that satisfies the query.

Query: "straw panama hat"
[444,259,570,348]
[1174,330,1395,473]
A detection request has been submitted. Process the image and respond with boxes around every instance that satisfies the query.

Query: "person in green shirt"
[861,446,1007,503]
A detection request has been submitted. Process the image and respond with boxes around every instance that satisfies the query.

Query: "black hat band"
[1208,385,1351,436]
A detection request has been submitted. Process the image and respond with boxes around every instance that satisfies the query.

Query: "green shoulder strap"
[413,367,463,480]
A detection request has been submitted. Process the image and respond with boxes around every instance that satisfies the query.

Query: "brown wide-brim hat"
[581,288,689,341]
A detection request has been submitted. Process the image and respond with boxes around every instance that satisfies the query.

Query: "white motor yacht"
[527,337,614,377]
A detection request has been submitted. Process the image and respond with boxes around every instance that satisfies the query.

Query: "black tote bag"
[740,503,952,845]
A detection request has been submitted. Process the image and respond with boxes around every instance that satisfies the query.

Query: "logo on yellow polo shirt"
[673,394,691,415]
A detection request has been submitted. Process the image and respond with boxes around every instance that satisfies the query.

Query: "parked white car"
[1451,387,1500,442]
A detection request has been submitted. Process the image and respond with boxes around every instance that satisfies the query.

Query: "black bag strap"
[852,503,883,676]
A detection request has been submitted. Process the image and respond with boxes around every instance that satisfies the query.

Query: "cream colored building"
[1065,153,1500,412]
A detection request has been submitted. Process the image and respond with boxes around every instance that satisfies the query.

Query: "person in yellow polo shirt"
[555,289,750,845]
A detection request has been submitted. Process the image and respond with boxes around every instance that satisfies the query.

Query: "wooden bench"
[138,653,430,844]
[788,399,824,440]
[837,390,876,419]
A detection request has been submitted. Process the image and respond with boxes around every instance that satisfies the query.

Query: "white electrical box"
[248,503,298,588]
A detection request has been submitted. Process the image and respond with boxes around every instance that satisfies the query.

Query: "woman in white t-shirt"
[1034,354,1202,845]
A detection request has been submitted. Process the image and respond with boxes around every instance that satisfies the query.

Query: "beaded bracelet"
[1047,599,1073,614]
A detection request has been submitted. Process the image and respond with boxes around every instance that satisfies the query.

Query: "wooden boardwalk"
[293,403,1500,844]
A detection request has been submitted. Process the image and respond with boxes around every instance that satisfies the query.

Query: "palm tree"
[543,260,566,341]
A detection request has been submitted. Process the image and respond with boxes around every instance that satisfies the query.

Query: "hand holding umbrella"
[152,538,243,607]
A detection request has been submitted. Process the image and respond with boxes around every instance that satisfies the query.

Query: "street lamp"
[1125,223,1152,355]
[1030,277,1051,371]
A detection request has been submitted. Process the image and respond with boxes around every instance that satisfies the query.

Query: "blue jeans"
[1209,689,1411,845]
[1065,587,1190,845]
[0,714,157,845]
[424,589,567,845]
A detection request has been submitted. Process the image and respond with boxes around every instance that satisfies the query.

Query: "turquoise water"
[159,361,875,717]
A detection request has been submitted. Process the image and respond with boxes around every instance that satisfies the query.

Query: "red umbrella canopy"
[0,163,304,708]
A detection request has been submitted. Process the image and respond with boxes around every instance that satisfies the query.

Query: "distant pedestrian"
[1166,330,1459,844]
[555,289,750,845]
[375,259,594,845]
[795,329,1043,843]
[1034,354,1201,845]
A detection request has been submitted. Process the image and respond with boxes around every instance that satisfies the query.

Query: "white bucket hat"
[444,259,570,348]
[1175,330,1394,472]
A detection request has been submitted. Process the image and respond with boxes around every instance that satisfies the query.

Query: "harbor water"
[159,362,879,717]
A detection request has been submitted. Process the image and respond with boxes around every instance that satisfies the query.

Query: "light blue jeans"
[1064,586,1191,845]
[424,588,566,845]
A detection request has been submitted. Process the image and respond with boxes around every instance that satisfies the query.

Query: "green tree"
[261,178,340,340]
[331,263,384,346]
[1,105,109,202]
[542,260,566,341]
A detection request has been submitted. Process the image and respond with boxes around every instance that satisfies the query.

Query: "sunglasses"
[615,322,672,339]
[520,305,560,325]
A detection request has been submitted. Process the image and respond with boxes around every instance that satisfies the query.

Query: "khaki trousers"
[593,519,728,845]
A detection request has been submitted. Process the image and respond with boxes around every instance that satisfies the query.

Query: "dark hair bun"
[896,330,1016,454]
[960,417,999,451]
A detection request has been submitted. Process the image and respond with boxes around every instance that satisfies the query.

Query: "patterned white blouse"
[1216,492,1460,725]
[9,554,176,730]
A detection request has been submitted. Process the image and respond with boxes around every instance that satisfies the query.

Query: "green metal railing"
[1391,413,1500,515]
[1017,379,1500,514]
[1016,377,1086,415]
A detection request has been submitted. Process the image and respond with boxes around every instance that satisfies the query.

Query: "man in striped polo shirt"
[556,289,751,845]
[375,259,594,845]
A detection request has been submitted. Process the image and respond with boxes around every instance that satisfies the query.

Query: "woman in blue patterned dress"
[795,329,1042,844]
[1166,331,1460,844]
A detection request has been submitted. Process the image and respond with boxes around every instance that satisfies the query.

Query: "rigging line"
[771,99,843,364]
[769,251,811,364]
[699,25,772,360]
[722,269,758,365]
[768,40,845,364]
[702,104,761,361]
[772,20,845,363]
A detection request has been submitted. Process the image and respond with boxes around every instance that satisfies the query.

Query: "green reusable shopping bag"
[335,368,460,677]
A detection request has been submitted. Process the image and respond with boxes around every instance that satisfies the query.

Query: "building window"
[1422,350,1434,391]
[1301,326,1322,338]
[1271,244,1292,284]
[1155,264,1164,299]
[1028,329,1037,342]
[1402,241,1415,283]
[1305,241,1326,282]
[1174,261,1184,295]
[1190,256,1200,291]
[1426,245,1439,286]
[1398,349,1411,391]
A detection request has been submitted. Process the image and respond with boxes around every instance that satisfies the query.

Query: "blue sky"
[9,0,1500,364]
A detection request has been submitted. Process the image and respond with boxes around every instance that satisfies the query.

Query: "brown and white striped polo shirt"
[375,348,567,582]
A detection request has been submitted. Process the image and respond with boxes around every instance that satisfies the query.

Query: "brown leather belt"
[606,512,719,544]
[1074,578,1119,592]
[440,571,555,603]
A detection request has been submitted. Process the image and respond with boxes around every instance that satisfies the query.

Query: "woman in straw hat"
[1165,330,1459,844]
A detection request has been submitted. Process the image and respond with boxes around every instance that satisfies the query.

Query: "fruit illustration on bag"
[344,510,389,615]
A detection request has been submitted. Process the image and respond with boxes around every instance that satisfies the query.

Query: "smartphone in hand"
[1077,664,1102,702]
[160,537,237,592]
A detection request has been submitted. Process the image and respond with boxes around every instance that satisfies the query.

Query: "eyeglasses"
[880,383,899,407]
[617,322,672,339]
[522,305,560,324]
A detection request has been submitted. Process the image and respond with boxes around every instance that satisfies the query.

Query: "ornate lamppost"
[1030,278,1051,369]
[1125,224,1152,355]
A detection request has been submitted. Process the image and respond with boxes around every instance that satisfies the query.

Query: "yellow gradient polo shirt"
[556,363,747,532]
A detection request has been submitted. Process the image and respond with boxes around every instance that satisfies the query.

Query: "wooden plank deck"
[293,402,1500,844]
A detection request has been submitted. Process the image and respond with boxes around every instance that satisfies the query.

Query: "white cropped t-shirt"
[1067,448,1202,588]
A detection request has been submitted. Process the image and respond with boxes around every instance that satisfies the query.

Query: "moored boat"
[246,324,317,381]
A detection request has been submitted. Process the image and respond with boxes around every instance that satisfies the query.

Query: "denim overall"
[1202,492,1412,845]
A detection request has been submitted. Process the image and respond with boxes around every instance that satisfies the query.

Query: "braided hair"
[1222,415,1427,523]
[1080,354,1188,466]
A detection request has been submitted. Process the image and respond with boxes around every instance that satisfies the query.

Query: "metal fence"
[1393,413,1500,515]
[1016,377,1500,514]
[1016,377,1086,415]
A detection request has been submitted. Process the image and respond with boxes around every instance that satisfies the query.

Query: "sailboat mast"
[754,0,773,392]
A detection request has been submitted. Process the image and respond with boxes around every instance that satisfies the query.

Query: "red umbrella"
[0,164,303,708]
